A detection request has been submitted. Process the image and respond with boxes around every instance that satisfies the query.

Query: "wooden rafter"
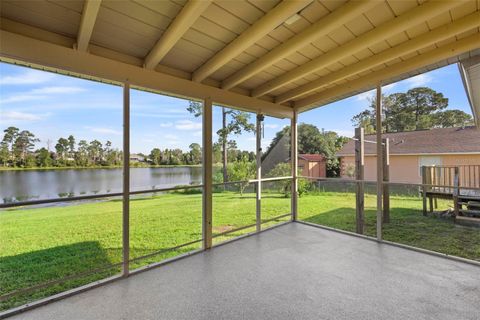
[192,0,313,83]
[252,0,462,98]
[144,0,212,70]
[277,11,480,103]
[220,0,379,90]
[77,0,102,52]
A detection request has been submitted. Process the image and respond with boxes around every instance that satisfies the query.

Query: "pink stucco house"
[336,126,480,184]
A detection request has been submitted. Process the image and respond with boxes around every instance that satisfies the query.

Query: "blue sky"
[0,62,472,153]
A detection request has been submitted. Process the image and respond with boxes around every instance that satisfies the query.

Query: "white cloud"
[0,94,47,104]
[356,89,375,102]
[355,82,398,102]
[165,134,179,140]
[159,122,173,127]
[132,112,183,119]
[193,130,202,137]
[383,83,397,93]
[0,69,56,85]
[86,127,122,136]
[404,74,432,88]
[175,120,202,130]
[332,129,354,137]
[163,134,180,146]
[264,124,279,129]
[0,111,45,122]
[30,86,85,94]
[0,86,85,105]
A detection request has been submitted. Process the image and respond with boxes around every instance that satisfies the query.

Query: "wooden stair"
[456,196,480,221]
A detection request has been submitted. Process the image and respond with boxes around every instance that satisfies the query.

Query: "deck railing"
[421,165,480,192]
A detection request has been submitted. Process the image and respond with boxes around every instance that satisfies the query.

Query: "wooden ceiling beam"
[144,0,212,70]
[294,33,480,111]
[220,0,379,90]
[192,0,313,83]
[277,11,480,103]
[252,0,464,98]
[77,0,102,51]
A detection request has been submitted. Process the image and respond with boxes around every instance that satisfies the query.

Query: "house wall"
[299,159,326,178]
[340,154,480,184]
[341,155,420,183]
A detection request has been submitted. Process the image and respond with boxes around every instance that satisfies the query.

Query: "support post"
[222,107,228,184]
[453,166,460,217]
[422,166,427,216]
[375,85,383,241]
[291,111,298,221]
[382,138,390,224]
[355,127,364,234]
[122,82,130,277]
[256,114,263,232]
[202,97,213,249]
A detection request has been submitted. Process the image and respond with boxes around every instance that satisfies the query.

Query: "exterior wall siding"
[340,154,480,184]
[299,158,326,178]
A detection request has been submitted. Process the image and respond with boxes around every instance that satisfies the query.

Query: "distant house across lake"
[337,126,480,184]
[129,154,146,163]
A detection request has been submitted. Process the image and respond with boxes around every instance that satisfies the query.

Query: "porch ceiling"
[0,0,479,117]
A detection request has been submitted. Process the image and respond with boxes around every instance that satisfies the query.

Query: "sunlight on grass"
[298,191,480,262]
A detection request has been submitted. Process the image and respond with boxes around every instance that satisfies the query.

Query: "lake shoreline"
[0,166,206,203]
[0,164,206,171]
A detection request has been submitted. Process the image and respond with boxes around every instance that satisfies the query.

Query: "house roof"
[336,126,480,156]
[0,1,479,117]
[299,154,325,162]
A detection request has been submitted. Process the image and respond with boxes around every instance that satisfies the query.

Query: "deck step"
[458,195,480,201]
[455,215,480,227]
[458,201,480,208]
[459,209,480,218]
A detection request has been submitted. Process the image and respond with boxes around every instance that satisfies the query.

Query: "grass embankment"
[1,191,479,310]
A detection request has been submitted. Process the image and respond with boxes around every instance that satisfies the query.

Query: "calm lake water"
[0,167,203,204]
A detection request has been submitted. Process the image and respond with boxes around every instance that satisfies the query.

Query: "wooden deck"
[422,165,480,219]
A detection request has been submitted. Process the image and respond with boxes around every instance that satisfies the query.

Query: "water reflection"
[0,167,202,203]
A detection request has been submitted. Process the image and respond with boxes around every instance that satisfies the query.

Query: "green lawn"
[1,191,479,310]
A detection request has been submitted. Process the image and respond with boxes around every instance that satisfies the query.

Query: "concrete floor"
[11,222,480,320]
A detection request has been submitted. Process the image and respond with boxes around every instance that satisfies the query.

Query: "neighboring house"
[298,154,326,178]
[129,154,145,163]
[336,126,480,184]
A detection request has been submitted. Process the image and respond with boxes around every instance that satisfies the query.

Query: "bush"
[266,162,312,197]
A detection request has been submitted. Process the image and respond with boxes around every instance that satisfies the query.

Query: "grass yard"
[1,190,479,311]
[298,192,480,260]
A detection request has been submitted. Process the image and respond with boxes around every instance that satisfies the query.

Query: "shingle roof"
[336,126,480,156]
[299,154,325,162]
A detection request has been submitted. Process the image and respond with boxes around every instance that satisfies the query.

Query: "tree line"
[0,127,123,168]
[352,87,473,133]
[0,126,256,169]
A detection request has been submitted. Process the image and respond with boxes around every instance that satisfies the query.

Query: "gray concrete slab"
[10,223,480,320]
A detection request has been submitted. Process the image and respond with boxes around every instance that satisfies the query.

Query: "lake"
[0,167,203,204]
